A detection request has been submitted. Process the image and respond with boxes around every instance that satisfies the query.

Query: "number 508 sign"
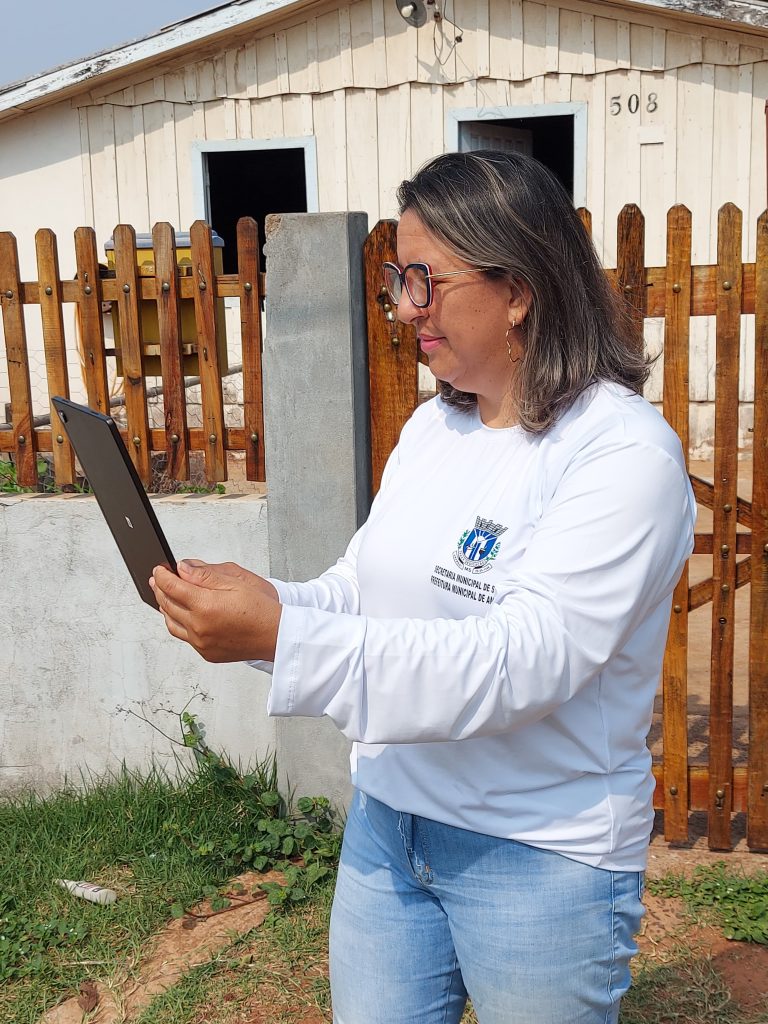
[610,93,658,115]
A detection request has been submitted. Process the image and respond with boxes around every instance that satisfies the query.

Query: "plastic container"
[57,878,117,906]
[103,231,228,377]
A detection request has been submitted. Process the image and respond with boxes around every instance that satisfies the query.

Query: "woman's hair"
[396,151,650,433]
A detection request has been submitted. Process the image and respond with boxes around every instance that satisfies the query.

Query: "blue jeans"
[329,790,645,1024]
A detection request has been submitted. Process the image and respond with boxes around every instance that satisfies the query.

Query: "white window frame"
[189,137,320,221]
[445,103,588,208]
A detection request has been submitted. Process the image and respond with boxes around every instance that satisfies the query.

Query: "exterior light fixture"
[396,0,428,27]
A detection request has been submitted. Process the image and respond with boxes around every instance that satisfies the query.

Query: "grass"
[134,878,336,1024]
[621,948,750,1024]
[0,759,290,1024]
[134,879,480,1024]
[125,912,763,1024]
[2,762,766,1024]
[118,893,767,1024]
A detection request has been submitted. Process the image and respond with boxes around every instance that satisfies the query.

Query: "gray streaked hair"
[396,151,650,433]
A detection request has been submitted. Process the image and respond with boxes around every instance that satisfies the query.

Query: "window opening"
[204,148,308,272]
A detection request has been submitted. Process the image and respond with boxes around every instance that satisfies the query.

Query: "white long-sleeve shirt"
[259,382,696,870]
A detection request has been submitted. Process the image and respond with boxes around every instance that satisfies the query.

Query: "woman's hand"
[150,559,281,663]
[182,559,280,601]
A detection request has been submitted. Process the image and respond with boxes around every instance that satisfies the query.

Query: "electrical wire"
[432,0,464,67]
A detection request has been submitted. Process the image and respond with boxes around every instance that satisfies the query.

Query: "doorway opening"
[459,115,574,197]
[204,147,309,272]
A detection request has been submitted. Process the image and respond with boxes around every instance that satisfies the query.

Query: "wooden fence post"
[576,207,592,238]
[709,203,742,851]
[364,220,418,495]
[0,233,38,487]
[237,216,265,482]
[35,228,75,487]
[152,222,190,481]
[74,227,109,416]
[113,224,151,485]
[661,204,693,841]
[616,204,646,359]
[190,220,226,482]
[749,209,768,850]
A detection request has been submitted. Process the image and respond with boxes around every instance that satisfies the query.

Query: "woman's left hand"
[150,560,281,663]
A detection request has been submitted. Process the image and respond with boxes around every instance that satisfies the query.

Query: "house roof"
[0,0,320,123]
[1,0,768,124]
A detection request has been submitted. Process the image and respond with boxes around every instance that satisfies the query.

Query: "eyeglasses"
[382,261,490,309]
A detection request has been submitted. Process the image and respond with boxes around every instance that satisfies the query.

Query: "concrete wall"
[0,492,275,796]
[0,212,370,812]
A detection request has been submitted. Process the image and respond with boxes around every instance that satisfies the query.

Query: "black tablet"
[52,397,177,609]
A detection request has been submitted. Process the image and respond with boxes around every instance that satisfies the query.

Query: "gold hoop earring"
[506,322,519,363]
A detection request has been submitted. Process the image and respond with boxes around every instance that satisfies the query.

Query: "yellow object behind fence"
[103,232,229,377]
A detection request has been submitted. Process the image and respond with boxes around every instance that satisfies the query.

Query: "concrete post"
[263,211,371,810]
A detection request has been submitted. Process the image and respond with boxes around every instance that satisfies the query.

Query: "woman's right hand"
[180,559,279,602]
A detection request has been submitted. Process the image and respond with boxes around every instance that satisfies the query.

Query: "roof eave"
[0,0,317,123]
[614,0,768,32]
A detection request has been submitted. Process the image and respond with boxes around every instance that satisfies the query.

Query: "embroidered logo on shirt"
[453,517,508,574]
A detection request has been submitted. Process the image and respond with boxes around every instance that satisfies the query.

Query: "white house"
[1,0,768,454]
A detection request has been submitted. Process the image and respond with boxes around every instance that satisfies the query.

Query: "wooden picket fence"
[1,205,766,851]
[0,218,266,486]
[364,204,768,852]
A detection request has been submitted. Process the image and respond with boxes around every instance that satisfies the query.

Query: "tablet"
[51,397,177,609]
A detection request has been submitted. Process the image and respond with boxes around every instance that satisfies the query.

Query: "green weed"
[129,703,343,915]
[649,862,768,943]
[0,740,341,1023]
[0,455,89,494]
[0,457,45,493]
[174,482,227,495]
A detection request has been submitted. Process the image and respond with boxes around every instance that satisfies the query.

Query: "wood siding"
[4,0,768,451]
[77,1,768,247]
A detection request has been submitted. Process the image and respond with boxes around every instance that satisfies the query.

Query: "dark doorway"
[205,148,308,273]
[459,115,574,198]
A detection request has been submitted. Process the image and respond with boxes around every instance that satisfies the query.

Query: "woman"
[151,151,696,1023]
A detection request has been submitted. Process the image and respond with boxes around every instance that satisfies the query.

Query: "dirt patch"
[643,812,768,1016]
[713,941,768,1015]
[638,890,768,1016]
[38,840,768,1023]
[39,871,284,1024]
[238,988,328,1024]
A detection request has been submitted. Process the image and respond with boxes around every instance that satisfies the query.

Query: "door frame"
[189,137,320,221]
[445,103,588,207]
